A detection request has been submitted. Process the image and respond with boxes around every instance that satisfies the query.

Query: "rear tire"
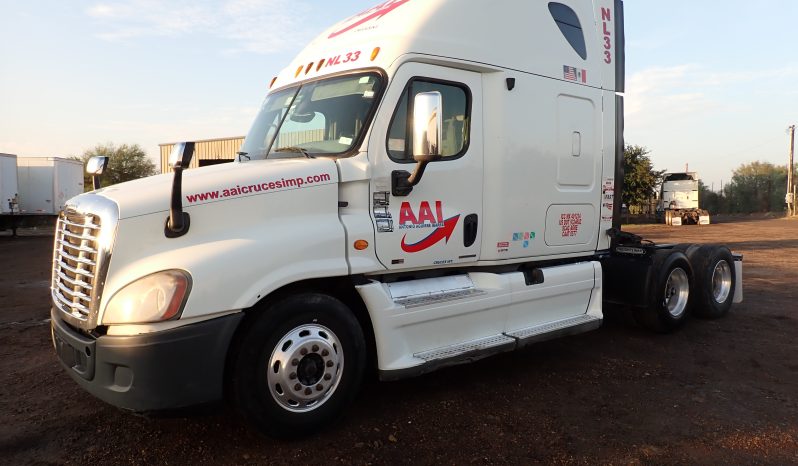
[690,245,736,319]
[231,293,366,438]
[635,250,693,333]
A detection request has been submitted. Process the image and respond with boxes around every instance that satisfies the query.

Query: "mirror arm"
[406,161,428,186]
[391,161,431,197]
[165,165,190,237]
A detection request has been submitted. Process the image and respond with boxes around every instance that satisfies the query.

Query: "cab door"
[369,63,483,271]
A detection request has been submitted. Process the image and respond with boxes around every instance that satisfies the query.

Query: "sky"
[1,0,796,190]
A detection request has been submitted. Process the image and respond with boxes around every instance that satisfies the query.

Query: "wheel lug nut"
[324,373,332,381]
[291,359,299,366]
[300,348,308,356]
[326,360,334,367]
[304,388,312,395]
[312,345,319,352]
[321,349,329,357]
[316,384,324,391]
[294,384,301,391]
[289,372,297,380]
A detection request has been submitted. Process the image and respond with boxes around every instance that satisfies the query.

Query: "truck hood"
[87,158,339,219]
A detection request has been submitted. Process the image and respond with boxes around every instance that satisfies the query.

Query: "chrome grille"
[52,210,101,324]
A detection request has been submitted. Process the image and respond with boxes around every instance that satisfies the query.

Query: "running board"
[394,288,485,308]
[381,314,601,381]
[507,314,602,348]
[414,334,515,362]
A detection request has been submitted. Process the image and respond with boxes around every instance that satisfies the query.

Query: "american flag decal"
[563,66,577,81]
[563,66,588,83]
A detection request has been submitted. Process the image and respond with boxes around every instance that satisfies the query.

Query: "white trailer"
[17,157,84,215]
[0,153,18,214]
[50,0,743,438]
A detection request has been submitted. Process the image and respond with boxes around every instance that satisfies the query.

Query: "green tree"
[75,143,157,191]
[622,144,665,211]
[698,180,722,214]
[724,161,787,213]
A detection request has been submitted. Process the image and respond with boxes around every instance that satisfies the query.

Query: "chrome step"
[414,334,515,362]
[394,288,485,308]
[506,314,601,345]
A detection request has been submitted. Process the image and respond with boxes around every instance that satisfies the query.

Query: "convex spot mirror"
[168,142,195,169]
[86,156,109,176]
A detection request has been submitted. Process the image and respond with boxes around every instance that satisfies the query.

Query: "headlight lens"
[103,270,191,325]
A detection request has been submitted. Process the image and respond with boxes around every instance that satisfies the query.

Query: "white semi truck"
[51,0,742,437]
[658,172,710,225]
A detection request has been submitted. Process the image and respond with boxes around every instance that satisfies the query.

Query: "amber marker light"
[316,59,326,71]
[305,62,314,75]
[370,47,381,61]
[354,240,369,251]
[269,76,277,88]
[295,65,303,78]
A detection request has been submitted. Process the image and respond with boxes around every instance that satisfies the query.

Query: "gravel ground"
[1,217,797,465]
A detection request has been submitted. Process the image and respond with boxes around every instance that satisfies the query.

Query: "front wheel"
[231,293,366,438]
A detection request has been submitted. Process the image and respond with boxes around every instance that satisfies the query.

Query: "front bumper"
[51,308,243,412]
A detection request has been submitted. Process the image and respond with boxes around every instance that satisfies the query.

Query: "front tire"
[231,293,366,438]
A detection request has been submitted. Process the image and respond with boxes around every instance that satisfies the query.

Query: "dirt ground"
[1,217,797,465]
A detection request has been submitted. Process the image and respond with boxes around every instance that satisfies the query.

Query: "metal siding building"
[159,136,244,173]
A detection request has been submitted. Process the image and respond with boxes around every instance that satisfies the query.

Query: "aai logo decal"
[398,201,460,253]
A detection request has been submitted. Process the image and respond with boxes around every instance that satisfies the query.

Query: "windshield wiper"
[274,146,315,159]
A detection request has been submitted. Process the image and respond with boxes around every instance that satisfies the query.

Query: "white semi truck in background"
[50,0,743,437]
[658,172,710,225]
[0,154,83,234]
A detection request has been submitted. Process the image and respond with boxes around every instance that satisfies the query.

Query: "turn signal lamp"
[370,47,381,61]
[354,240,369,251]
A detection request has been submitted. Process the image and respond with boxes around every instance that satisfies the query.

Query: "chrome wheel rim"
[267,324,343,413]
[711,260,732,304]
[663,268,690,318]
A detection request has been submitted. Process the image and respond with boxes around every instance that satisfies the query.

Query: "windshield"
[240,72,384,160]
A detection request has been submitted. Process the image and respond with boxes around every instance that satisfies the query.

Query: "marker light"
[103,270,191,325]
[269,76,278,88]
[370,47,381,61]
[354,240,369,251]
[295,65,304,78]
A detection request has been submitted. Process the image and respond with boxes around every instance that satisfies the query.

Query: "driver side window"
[386,79,470,162]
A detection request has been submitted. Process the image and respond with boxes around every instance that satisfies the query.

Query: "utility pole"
[789,125,795,216]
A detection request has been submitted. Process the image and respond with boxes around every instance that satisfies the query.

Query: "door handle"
[463,214,478,247]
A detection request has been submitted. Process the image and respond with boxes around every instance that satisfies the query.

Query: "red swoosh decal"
[400,215,460,253]
[328,0,412,39]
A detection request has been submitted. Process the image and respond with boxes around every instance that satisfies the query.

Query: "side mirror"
[392,92,444,196]
[86,156,110,190]
[412,91,443,163]
[168,142,195,169]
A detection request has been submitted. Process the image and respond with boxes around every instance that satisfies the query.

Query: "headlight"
[103,270,191,325]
